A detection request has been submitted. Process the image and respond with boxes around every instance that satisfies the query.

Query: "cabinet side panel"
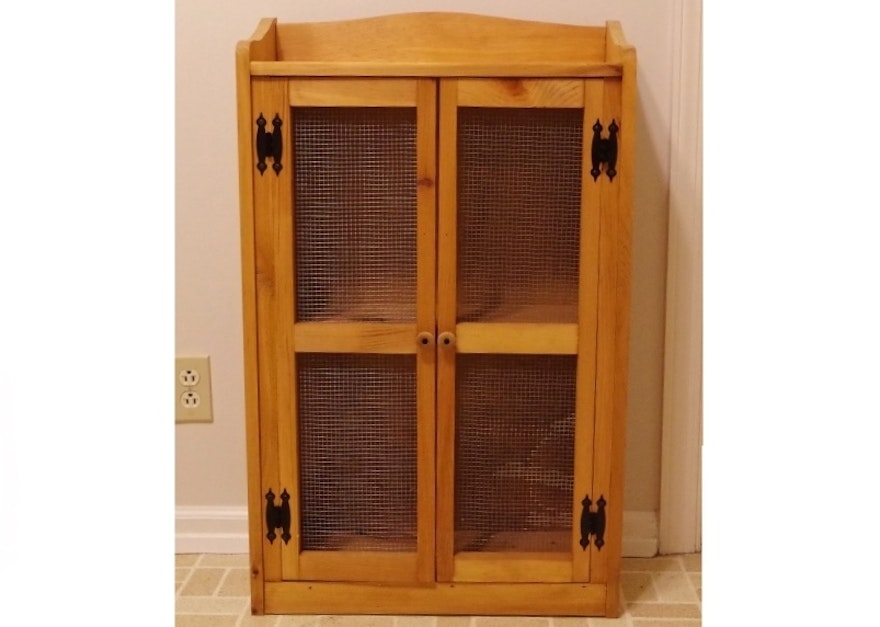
[236,41,264,613]
[605,47,636,618]
[245,18,278,62]
[589,71,634,617]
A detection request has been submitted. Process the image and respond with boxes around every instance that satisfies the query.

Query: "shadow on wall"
[621,81,669,514]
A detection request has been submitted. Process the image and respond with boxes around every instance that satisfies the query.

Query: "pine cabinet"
[236,13,636,617]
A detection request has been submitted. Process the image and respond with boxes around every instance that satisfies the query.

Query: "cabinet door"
[252,78,437,584]
[436,78,608,583]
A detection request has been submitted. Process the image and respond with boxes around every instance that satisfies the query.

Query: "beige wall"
[175,0,677,513]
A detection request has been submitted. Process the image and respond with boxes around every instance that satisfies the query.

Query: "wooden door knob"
[438,332,456,347]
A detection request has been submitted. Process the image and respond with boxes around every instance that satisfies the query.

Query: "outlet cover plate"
[176,356,213,423]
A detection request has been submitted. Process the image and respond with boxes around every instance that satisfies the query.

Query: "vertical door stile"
[415,78,438,583]
[590,76,624,584]
[435,78,458,583]
[276,82,299,582]
[572,78,605,582]
[251,77,293,582]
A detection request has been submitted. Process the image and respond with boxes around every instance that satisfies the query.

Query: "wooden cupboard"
[236,12,636,617]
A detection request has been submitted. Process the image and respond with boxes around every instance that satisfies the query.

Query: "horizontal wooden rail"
[252,61,623,78]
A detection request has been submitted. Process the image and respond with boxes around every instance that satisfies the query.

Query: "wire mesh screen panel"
[454,354,578,553]
[293,107,418,322]
[456,107,583,323]
[297,353,418,551]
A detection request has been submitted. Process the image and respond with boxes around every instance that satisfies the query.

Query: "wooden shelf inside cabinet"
[237,12,636,618]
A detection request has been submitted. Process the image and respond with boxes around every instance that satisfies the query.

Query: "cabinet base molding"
[263,581,613,617]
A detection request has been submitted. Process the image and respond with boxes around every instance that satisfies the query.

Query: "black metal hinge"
[579,494,607,551]
[255,113,283,176]
[264,488,291,545]
[590,120,619,182]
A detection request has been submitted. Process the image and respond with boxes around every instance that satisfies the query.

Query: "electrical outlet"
[176,356,213,423]
[179,368,200,387]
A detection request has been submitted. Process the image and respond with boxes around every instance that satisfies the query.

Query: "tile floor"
[176,553,701,627]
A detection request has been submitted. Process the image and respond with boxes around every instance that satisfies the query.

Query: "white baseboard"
[622,510,659,558]
[176,506,249,554]
[176,507,659,558]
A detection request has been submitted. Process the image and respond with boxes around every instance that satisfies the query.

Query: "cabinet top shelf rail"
[238,13,634,78]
